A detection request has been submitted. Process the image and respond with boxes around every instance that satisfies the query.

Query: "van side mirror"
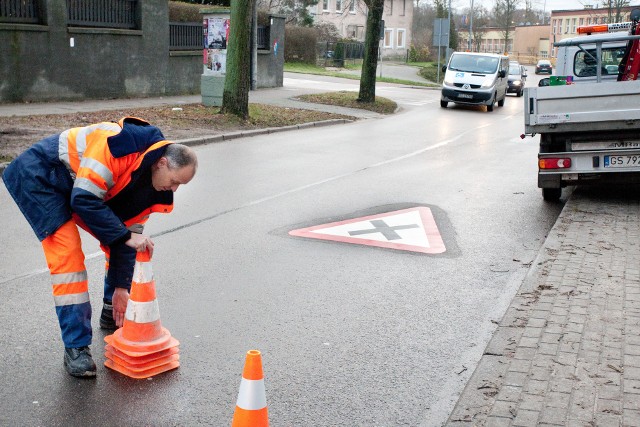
[442,65,447,72]
[499,70,506,78]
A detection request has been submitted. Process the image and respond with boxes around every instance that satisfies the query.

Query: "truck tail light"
[539,158,572,169]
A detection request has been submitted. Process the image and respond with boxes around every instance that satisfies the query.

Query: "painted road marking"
[289,207,445,254]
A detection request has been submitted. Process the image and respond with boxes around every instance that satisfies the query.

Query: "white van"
[440,52,510,111]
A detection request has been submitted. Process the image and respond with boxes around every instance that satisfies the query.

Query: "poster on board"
[203,17,230,76]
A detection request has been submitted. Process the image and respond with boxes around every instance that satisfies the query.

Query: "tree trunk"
[358,0,384,103]
[221,0,255,120]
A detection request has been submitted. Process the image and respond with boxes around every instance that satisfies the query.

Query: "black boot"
[99,302,117,330]
[64,346,97,377]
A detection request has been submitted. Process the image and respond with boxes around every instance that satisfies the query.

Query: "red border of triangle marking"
[289,207,446,254]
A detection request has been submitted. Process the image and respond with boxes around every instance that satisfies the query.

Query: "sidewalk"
[447,187,640,426]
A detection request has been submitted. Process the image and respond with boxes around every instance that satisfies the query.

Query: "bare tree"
[494,0,519,53]
[257,0,318,26]
[358,0,384,103]
[221,0,256,119]
[603,0,631,22]
[470,5,490,52]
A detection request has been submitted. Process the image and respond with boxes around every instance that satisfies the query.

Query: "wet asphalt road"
[0,69,563,426]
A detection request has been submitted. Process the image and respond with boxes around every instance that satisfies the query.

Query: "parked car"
[535,59,553,74]
[507,63,527,96]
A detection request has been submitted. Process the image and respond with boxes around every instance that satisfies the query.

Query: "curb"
[0,118,354,178]
[445,195,572,425]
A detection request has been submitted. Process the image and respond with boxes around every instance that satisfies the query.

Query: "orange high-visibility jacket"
[4,117,174,287]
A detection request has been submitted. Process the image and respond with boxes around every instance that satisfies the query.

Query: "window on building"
[540,50,548,58]
[572,18,576,33]
[552,19,556,34]
[323,0,329,11]
[396,29,406,48]
[350,0,356,12]
[565,19,570,33]
[384,29,393,48]
[347,24,357,38]
[401,0,406,16]
[579,18,584,27]
[388,0,393,15]
[335,0,342,12]
[556,19,561,34]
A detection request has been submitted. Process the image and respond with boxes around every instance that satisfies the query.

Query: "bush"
[419,63,444,83]
[408,44,431,63]
[285,26,317,64]
[168,1,202,22]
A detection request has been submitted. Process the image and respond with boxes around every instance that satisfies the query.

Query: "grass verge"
[296,91,397,114]
[284,62,439,88]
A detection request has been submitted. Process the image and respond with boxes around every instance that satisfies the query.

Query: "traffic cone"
[231,350,269,427]
[104,250,180,379]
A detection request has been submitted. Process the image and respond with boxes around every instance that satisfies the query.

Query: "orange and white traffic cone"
[104,250,180,379]
[232,350,269,427]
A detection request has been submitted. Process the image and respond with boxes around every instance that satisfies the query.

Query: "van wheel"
[498,96,505,107]
[517,89,523,97]
[542,188,561,202]
[487,102,494,112]
[440,100,448,108]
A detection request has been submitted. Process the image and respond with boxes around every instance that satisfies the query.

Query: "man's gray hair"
[165,144,198,170]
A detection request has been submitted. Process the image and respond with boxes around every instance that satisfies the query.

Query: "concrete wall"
[0,0,200,103]
[256,15,285,88]
[0,1,282,103]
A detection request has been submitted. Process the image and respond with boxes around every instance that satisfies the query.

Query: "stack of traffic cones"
[104,250,180,379]
[232,350,269,426]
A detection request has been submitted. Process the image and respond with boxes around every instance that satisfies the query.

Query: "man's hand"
[112,287,130,328]
[125,233,154,257]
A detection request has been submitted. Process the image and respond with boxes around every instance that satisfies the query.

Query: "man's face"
[151,157,195,192]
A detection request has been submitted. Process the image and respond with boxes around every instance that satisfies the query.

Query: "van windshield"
[448,54,499,74]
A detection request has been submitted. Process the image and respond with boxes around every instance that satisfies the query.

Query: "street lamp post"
[468,0,474,51]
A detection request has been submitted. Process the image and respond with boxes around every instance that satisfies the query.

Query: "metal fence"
[0,0,40,24]
[317,41,365,67]
[257,25,270,50]
[66,0,138,29]
[169,22,201,51]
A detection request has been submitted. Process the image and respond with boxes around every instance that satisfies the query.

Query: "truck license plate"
[604,155,640,167]
[458,93,473,99]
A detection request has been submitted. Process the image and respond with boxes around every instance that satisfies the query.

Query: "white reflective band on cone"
[125,300,160,323]
[133,261,153,283]
[236,378,267,410]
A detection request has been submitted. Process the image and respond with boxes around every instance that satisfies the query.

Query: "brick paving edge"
[444,197,569,425]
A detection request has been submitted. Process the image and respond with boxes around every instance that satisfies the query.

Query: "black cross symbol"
[348,220,419,241]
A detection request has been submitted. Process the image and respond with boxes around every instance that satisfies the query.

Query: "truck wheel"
[542,188,561,202]
[440,100,448,108]
[498,96,505,107]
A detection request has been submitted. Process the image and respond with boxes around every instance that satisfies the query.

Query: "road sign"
[433,18,449,47]
[289,207,445,254]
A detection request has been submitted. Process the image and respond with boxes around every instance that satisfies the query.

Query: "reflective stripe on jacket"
[3,117,175,288]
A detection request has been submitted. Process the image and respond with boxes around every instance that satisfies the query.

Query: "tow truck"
[523,9,640,201]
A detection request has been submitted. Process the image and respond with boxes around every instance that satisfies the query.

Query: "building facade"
[312,0,413,58]
[457,27,514,55]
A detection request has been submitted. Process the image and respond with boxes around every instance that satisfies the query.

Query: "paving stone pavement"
[446,187,640,426]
